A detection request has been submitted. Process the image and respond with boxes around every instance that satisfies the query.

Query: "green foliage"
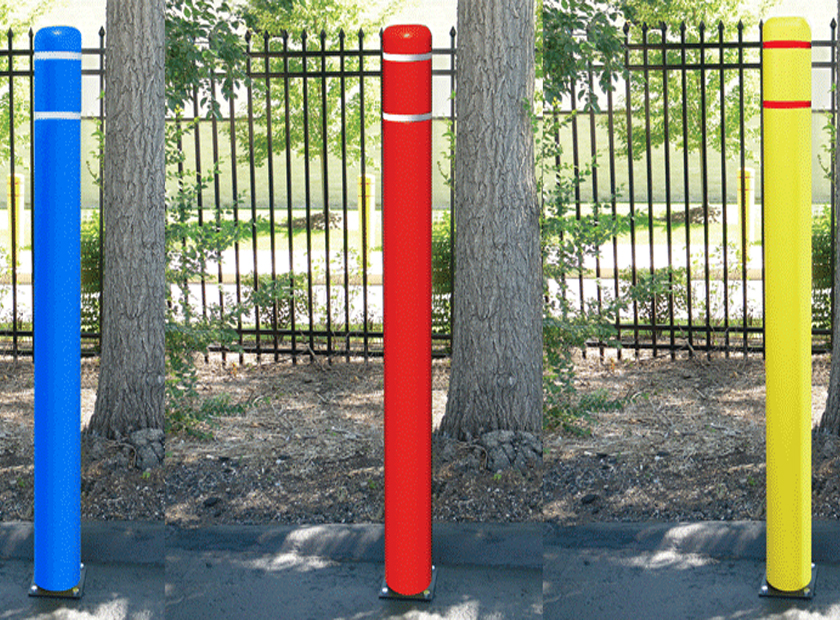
[164,147,252,436]
[0,0,56,167]
[613,0,779,159]
[541,1,631,434]
[543,0,630,110]
[0,248,10,322]
[80,211,101,342]
[812,205,833,331]
[616,242,762,346]
[237,0,397,36]
[231,0,402,169]
[244,270,307,330]
[540,112,631,434]
[814,102,837,333]
[432,115,456,340]
[165,0,249,117]
[162,0,255,435]
[432,211,454,338]
[618,265,688,328]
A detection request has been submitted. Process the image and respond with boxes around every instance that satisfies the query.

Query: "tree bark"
[822,1,840,436]
[88,0,166,438]
[440,0,542,440]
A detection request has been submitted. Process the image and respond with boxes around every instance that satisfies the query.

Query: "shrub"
[812,204,832,331]
[80,211,101,345]
[432,210,454,338]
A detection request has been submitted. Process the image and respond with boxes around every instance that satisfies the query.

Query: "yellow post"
[762,16,814,597]
[4,173,23,252]
[737,167,755,244]
[358,173,376,253]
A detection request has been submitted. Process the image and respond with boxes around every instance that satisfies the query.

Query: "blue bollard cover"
[32,25,82,593]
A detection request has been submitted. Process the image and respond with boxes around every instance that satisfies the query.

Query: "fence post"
[30,26,84,598]
[761,16,816,599]
[380,24,436,600]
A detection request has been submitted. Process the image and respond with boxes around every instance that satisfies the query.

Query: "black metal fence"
[0,21,838,362]
[551,19,839,360]
[0,27,457,362]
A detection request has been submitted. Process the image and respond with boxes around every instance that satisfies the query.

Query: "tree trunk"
[822,0,840,436]
[88,0,166,439]
[440,0,542,440]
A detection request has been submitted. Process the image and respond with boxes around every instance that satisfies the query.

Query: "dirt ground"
[544,351,840,524]
[0,350,838,527]
[164,357,541,526]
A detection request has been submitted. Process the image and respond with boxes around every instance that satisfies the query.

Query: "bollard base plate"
[380,565,437,601]
[29,563,86,599]
[760,564,816,600]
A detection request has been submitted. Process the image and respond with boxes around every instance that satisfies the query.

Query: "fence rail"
[0,21,838,362]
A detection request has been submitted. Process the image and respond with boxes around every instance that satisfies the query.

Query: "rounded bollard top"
[763,17,810,44]
[34,26,81,53]
[383,25,431,55]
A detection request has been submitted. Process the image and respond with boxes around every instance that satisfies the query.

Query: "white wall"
[763,0,835,38]
[29,0,105,47]
[34,0,456,48]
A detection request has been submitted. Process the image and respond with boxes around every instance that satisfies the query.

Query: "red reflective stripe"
[763,40,811,49]
[763,100,811,109]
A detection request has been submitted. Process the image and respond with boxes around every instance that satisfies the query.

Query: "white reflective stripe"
[33,51,82,61]
[383,112,432,122]
[34,111,81,121]
[382,51,432,62]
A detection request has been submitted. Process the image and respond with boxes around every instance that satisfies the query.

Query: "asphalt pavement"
[1,520,838,619]
[545,520,840,620]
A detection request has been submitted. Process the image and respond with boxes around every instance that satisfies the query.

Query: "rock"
[203,496,221,508]
[520,431,540,447]
[821,436,838,460]
[129,428,164,470]
[474,430,544,472]
[440,440,457,462]
[487,446,511,472]
[464,453,481,470]
[513,453,529,474]
[129,428,164,447]
[581,493,599,505]
[89,439,107,461]
[136,445,160,471]
[480,430,515,449]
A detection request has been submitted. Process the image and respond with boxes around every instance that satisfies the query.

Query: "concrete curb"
[546,520,840,564]
[0,520,164,566]
[165,521,544,569]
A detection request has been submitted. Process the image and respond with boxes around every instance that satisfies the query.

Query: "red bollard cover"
[382,24,433,598]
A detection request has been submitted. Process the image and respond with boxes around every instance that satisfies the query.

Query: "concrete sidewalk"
[1,520,837,619]
[545,520,840,620]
